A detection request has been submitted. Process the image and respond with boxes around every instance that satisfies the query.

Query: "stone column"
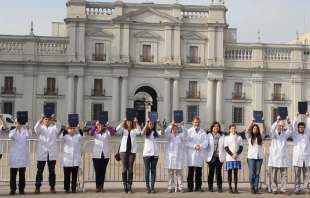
[164,78,171,122]
[76,76,84,122]
[172,78,180,111]
[120,77,128,119]
[112,77,120,121]
[122,24,130,63]
[67,76,75,114]
[173,26,181,64]
[164,25,172,63]
[216,80,223,124]
[206,79,215,126]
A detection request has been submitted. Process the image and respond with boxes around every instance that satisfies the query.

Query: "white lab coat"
[246,130,266,159]
[60,134,83,167]
[34,120,61,161]
[0,125,3,155]
[206,133,226,163]
[117,124,141,153]
[224,134,243,162]
[8,127,32,168]
[142,130,164,157]
[92,129,113,159]
[164,125,188,169]
[268,121,292,167]
[291,117,310,167]
[185,127,208,167]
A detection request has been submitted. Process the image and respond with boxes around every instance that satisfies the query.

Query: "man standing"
[185,117,208,192]
[34,113,61,194]
[292,111,310,195]
[268,115,292,195]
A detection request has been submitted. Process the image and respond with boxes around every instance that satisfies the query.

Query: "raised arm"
[106,121,115,136]
[180,122,188,140]
[51,114,61,133]
[116,118,126,132]
[164,123,173,139]
[9,121,20,139]
[134,117,141,135]
[25,122,32,137]
[157,119,165,136]
[285,116,293,139]
[269,115,281,139]
[246,117,255,139]
[141,119,149,136]
[0,113,8,130]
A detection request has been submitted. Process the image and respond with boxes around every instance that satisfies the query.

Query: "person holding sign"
[292,111,310,195]
[164,121,187,193]
[141,114,165,193]
[34,113,61,194]
[117,110,141,194]
[185,117,208,192]
[8,119,32,195]
[268,115,292,195]
[0,113,8,160]
[246,116,267,194]
[60,123,83,193]
[89,112,115,193]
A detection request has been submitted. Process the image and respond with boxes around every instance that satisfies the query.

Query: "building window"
[2,101,14,116]
[2,77,14,94]
[92,103,103,120]
[232,82,243,99]
[187,105,199,123]
[232,107,244,124]
[93,43,106,61]
[45,78,56,95]
[187,81,199,98]
[92,79,104,96]
[188,46,200,63]
[44,102,57,115]
[272,107,278,123]
[273,83,282,100]
[141,45,153,62]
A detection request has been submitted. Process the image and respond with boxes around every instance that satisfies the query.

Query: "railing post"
[252,43,264,68]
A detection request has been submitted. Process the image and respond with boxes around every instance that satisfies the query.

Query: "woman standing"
[141,119,164,193]
[224,124,243,194]
[89,121,115,192]
[8,120,32,195]
[164,121,187,193]
[117,117,141,194]
[246,117,266,194]
[206,122,226,193]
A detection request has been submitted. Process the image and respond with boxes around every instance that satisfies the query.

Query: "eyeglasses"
[278,125,284,127]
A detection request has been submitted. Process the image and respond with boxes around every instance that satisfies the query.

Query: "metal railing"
[0,87,16,94]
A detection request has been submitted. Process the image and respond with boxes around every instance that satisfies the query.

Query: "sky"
[0,0,309,43]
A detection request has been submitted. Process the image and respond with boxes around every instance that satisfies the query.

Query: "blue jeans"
[247,158,263,188]
[143,156,159,187]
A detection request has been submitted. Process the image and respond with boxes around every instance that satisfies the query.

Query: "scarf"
[230,133,238,153]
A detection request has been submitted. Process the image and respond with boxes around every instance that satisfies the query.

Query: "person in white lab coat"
[117,117,141,194]
[206,121,226,193]
[141,118,165,193]
[8,120,32,195]
[34,113,61,194]
[224,124,243,194]
[164,121,187,193]
[292,111,310,195]
[268,115,292,195]
[60,124,84,193]
[185,116,208,192]
[89,120,115,192]
[0,113,8,160]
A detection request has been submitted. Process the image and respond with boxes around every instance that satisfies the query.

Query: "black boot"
[234,177,239,194]
[251,187,255,194]
[217,184,222,193]
[151,184,155,193]
[208,185,213,192]
[122,173,128,194]
[255,188,260,194]
[128,172,133,194]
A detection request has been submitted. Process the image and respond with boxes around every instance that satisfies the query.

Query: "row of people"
[0,112,309,195]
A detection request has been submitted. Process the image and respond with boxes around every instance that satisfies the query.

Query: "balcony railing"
[92,53,106,61]
[44,88,58,95]
[91,89,105,96]
[140,55,154,63]
[187,91,200,99]
[187,56,201,64]
[272,93,285,101]
[1,87,16,94]
[232,92,245,100]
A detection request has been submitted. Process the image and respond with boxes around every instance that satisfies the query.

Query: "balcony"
[187,56,201,64]
[187,91,200,99]
[91,89,105,97]
[44,88,58,95]
[92,53,106,61]
[272,93,285,101]
[232,92,245,100]
[1,87,16,94]
[140,55,154,63]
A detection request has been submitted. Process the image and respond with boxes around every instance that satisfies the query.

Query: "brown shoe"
[34,188,40,194]
[101,188,105,193]
[273,191,277,195]
[307,191,310,195]
[96,188,100,193]
[282,191,290,195]
[295,190,300,195]
[50,187,56,193]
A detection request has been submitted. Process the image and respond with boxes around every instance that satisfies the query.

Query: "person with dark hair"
[141,118,164,193]
[224,124,243,194]
[117,117,141,194]
[206,121,226,193]
[292,111,310,195]
[246,117,267,194]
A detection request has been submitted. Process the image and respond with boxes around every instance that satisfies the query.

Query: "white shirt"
[91,128,114,159]
[34,120,61,161]
[117,124,141,153]
[206,133,226,163]
[60,133,83,167]
[246,130,266,159]
[9,127,32,168]
[142,130,163,157]
[224,134,243,162]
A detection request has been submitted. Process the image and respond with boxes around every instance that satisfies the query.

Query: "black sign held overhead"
[68,114,79,127]
[174,110,183,123]
[298,102,308,114]
[253,111,263,123]
[278,107,288,120]
[44,104,54,119]
[17,111,28,125]
[99,111,108,125]
[126,108,137,121]
[148,112,158,123]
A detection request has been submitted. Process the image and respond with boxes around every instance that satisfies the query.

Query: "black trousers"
[63,166,79,191]
[187,166,202,190]
[93,157,109,188]
[10,168,26,191]
[35,159,56,188]
[207,157,223,187]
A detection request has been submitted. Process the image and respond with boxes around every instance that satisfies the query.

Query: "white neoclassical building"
[0,0,309,130]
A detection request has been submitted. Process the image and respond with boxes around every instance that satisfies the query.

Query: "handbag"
[115,130,123,162]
